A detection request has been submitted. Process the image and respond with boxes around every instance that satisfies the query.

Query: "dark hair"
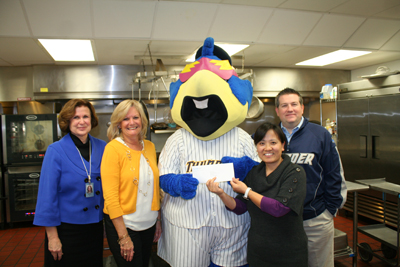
[58,99,99,133]
[275,87,303,108]
[253,122,286,146]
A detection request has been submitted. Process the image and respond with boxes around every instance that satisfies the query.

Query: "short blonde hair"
[107,100,148,141]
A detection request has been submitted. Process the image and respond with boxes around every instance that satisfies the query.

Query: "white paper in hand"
[192,163,234,183]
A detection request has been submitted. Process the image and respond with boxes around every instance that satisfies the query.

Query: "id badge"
[85,182,94,198]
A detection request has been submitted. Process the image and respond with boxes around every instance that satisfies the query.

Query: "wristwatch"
[243,187,252,200]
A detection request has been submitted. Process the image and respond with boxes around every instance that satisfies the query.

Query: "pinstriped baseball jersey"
[158,127,259,229]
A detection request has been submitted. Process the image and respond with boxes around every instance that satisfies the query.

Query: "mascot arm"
[160,173,199,200]
[221,156,259,181]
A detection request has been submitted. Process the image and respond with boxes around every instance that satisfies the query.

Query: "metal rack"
[319,97,338,144]
[341,181,370,266]
[355,178,400,266]
[319,98,337,127]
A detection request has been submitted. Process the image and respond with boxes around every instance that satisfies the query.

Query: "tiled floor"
[0,221,113,267]
[0,214,397,267]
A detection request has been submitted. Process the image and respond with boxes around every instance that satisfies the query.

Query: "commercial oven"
[1,114,58,225]
[4,166,41,224]
[2,114,57,166]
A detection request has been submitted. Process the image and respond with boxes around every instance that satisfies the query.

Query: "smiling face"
[69,106,92,143]
[119,106,142,140]
[275,93,304,132]
[256,129,285,167]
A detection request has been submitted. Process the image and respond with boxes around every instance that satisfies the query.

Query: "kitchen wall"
[0,67,33,102]
[0,65,350,100]
[351,59,400,82]
[0,64,351,149]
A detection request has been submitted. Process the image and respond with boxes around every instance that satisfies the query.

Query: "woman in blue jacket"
[34,99,107,267]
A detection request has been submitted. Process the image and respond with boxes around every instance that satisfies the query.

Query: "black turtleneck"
[70,133,90,161]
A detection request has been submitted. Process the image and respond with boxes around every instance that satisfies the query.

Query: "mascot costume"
[157,37,260,267]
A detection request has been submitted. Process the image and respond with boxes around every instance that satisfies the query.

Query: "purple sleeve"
[260,196,291,217]
[225,198,247,215]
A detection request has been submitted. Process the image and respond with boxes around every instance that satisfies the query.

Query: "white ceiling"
[1,0,400,70]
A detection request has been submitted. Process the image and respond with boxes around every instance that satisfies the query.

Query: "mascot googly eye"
[169,37,253,141]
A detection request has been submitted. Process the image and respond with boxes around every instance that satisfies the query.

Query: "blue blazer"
[34,133,107,226]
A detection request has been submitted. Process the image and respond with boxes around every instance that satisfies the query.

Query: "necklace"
[118,137,151,197]
[76,141,91,182]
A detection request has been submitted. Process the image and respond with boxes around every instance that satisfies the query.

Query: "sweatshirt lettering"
[286,153,314,165]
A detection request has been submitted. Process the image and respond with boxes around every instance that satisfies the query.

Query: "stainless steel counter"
[356,178,400,196]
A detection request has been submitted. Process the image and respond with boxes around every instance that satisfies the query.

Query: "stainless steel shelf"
[358,224,400,248]
[357,178,400,196]
[354,178,400,266]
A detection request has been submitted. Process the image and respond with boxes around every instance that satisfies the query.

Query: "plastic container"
[325,118,332,134]
[331,87,337,99]
[320,84,333,99]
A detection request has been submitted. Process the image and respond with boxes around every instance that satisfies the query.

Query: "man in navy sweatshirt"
[275,88,347,267]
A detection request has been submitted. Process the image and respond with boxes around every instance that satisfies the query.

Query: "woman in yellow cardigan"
[101,99,161,267]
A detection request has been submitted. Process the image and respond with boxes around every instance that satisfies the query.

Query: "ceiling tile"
[209,5,272,43]
[94,39,149,64]
[329,0,400,17]
[303,14,365,47]
[152,2,217,41]
[0,0,399,69]
[231,44,297,67]
[0,58,12,66]
[259,9,322,45]
[380,31,400,51]
[161,0,222,3]
[278,0,348,12]
[327,51,400,70]
[0,38,53,63]
[344,18,400,49]
[92,1,156,38]
[373,4,400,20]
[221,0,285,8]
[23,0,93,37]
[0,0,31,36]
[255,46,336,67]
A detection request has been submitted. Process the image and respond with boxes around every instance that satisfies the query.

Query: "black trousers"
[104,213,156,267]
[44,221,104,267]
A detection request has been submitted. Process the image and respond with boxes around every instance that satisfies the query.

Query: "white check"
[192,163,235,184]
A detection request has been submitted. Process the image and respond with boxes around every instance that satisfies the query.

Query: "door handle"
[360,135,367,158]
[372,136,379,159]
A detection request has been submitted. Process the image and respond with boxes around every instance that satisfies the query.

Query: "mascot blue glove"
[222,156,259,181]
[160,173,199,200]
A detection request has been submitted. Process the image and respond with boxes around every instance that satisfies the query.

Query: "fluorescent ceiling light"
[296,50,371,66]
[186,43,249,62]
[39,39,95,61]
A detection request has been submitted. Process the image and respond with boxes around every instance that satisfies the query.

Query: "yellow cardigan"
[101,139,160,219]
